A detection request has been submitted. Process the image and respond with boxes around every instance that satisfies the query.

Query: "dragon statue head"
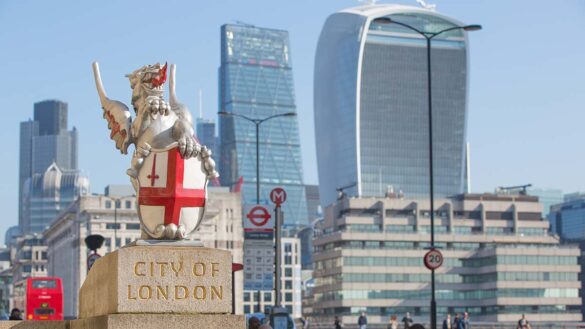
[126,62,168,110]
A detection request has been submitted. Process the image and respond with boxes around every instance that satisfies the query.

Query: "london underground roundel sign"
[424,248,443,270]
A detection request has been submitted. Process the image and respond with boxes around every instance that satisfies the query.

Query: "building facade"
[9,234,48,287]
[314,4,470,208]
[311,194,581,325]
[44,187,244,318]
[196,118,217,158]
[549,194,585,318]
[21,162,90,234]
[218,23,308,227]
[243,236,303,318]
[19,100,79,232]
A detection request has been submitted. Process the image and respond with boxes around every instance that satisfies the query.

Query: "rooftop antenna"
[416,0,436,10]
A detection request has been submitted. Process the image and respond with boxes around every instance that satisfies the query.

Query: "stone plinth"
[0,321,67,329]
[78,246,232,318]
[70,314,244,329]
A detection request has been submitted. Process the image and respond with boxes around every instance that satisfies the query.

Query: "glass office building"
[314,5,470,208]
[219,23,308,226]
[19,100,78,233]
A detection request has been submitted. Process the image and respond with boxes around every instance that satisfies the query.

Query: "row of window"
[462,255,578,267]
[316,271,578,286]
[105,223,140,230]
[319,304,579,316]
[463,271,578,283]
[346,208,542,221]
[337,224,546,236]
[243,291,294,302]
[316,288,579,302]
[315,255,579,270]
[104,200,134,209]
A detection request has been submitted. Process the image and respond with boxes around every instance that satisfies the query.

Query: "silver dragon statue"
[92,62,218,240]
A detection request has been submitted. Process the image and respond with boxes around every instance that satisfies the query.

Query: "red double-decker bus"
[13,277,63,320]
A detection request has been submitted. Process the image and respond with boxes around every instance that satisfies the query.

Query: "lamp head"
[463,24,482,32]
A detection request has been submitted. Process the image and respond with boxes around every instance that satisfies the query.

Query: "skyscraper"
[219,23,308,226]
[196,118,217,157]
[19,100,79,232]
[314,4,470,207]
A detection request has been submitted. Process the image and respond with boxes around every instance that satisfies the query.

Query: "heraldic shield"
[137,145,208,240]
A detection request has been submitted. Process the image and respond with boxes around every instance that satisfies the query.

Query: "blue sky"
[0,0,584,243]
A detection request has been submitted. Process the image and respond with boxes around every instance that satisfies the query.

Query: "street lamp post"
[218,111,296,203]
[373,17,481,329]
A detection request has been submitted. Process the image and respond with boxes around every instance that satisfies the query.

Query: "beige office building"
[243,236,303,318]
[44,186,244,318]
[312,194,582,325]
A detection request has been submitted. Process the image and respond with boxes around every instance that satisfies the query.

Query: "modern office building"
[528,187,563,218]
[44,186,244,318]
[549,194,585,318]
[314,4,470,208]
[218,23,308,227]
[21,162,90,234]
[305,185,321,222]
[19,100,79,232]
[196,118,217,157]
[243,236,303,318]
[311,194,582,325]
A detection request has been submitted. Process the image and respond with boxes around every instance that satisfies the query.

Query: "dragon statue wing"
[92,62,133,154]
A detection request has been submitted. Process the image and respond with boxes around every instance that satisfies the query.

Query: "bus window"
[31,279,57,289]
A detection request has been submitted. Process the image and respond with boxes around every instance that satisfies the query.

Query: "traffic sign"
[424,248,443,270]
[244,205,274,240]
[87,253,101,272]
[246,206,271,227]
[270,187,287,206]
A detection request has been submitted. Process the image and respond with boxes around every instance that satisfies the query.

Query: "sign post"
[270,188,286,309]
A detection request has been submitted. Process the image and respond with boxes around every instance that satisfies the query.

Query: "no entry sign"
[270,188,287,206]
[424,248,443,270]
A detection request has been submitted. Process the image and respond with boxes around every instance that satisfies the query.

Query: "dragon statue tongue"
[151,62,168,87]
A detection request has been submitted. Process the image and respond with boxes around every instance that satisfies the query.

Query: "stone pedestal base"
[79,245,232,318]
[0,321,67,329]
[70,314,245,329]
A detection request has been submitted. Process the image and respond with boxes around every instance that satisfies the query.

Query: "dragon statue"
[92,62,218,240]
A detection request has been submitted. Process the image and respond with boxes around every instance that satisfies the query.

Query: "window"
[264,293,272,302]
[106,223,121,230]
[285,293,293,302]
[285,280,292,289]
[105,201,112,209]
[244,305,250,314]
[125,200,132,209]
[285,268,292,277]
[244,292,250,301]
[126,224,140,230]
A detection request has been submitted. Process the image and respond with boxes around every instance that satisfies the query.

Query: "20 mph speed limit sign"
[424,248,443,270]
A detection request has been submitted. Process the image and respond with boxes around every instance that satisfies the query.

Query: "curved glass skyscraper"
[314,4,470,207]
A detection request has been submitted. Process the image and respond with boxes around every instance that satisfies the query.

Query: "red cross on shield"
[137,147,208,238]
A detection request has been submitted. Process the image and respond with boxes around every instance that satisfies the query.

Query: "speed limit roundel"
[424,248,443,270]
